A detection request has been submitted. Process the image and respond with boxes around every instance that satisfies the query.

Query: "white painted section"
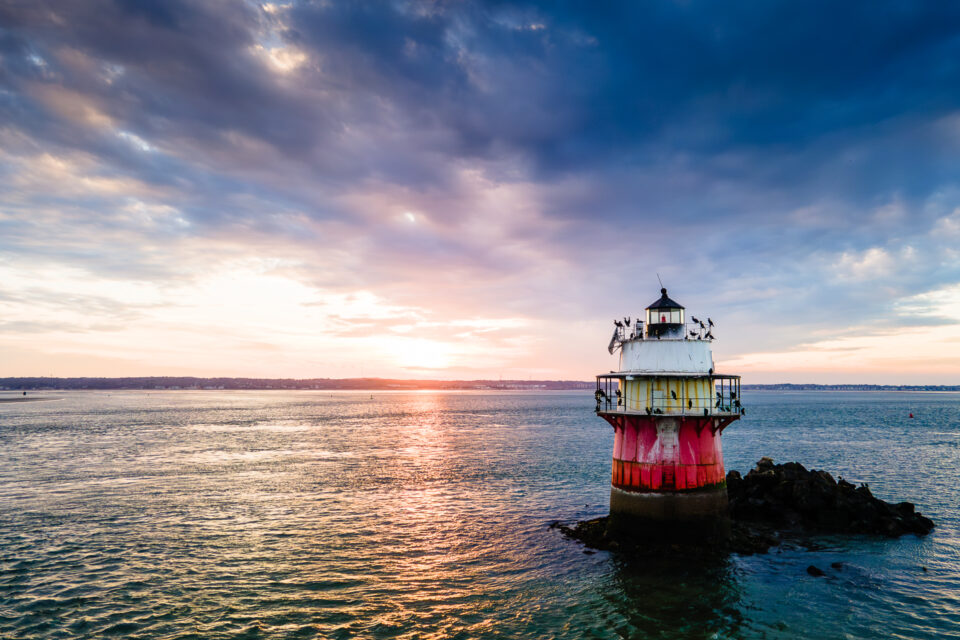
[657,420,678,464]
[640,418,678,464]
[619,339,714,374]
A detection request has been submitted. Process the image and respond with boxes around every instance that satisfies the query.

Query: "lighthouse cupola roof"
[647,288,684,311]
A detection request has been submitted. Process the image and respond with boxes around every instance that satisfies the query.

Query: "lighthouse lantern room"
[596,288,743,524]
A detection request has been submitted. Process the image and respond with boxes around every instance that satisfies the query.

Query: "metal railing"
[594,392,743,416]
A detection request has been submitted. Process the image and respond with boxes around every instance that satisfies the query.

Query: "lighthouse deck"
[595,372,743,417]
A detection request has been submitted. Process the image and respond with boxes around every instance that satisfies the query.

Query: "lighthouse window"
[647,308,683,324]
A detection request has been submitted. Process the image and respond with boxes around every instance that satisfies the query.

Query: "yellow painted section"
[620,377,713,414]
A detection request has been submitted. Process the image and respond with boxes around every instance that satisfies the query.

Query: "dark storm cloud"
[6,1,960,202]
[2,0,960,344]
[277,2,960,195]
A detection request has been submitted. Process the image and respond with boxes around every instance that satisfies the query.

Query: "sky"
[2,1,960,383]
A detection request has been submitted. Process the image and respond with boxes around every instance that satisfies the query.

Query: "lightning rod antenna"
[656,272,664,289]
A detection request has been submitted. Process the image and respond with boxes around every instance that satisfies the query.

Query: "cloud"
[834,247,895,282]
[2,1,960,379]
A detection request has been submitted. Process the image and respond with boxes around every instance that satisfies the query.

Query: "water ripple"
[0,390,958,638]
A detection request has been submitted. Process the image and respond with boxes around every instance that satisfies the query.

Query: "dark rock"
[806,565,825,577]
[896,502,915,516]
[830,561,843,569]
[756,457,775,472]
[728,521,780,555]
[727,458,934,538]
[558,516,781,556]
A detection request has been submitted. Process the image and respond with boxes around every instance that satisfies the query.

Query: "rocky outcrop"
[556,458,934,555]
[727,457,934,537]
[554,516,781,556]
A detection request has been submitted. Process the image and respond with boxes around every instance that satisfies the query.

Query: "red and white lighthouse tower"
[596,288,742,524]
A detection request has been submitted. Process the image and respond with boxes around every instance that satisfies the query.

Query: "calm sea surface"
[0,390,958,639]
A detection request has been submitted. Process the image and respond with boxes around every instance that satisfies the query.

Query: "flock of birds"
[689,315,714,340]
[611,315,715,339]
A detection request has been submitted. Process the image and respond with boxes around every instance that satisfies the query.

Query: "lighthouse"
[595,288,742,527]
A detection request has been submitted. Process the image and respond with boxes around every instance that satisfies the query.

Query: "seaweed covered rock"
[727,458,934,537]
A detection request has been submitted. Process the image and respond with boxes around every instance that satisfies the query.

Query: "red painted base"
[601,414,736,493]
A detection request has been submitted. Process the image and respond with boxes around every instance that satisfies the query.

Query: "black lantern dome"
[646,288,684,337]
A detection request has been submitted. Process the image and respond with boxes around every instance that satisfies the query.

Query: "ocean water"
[0,390,957,639]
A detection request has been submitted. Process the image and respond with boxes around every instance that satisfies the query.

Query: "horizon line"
[1,376,959,391]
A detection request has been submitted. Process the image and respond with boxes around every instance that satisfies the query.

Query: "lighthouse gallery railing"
[594,374,743,416]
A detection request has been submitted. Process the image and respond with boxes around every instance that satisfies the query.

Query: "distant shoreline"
[0,377,957,392]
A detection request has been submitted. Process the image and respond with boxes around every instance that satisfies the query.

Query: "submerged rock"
[557,458,934,556]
